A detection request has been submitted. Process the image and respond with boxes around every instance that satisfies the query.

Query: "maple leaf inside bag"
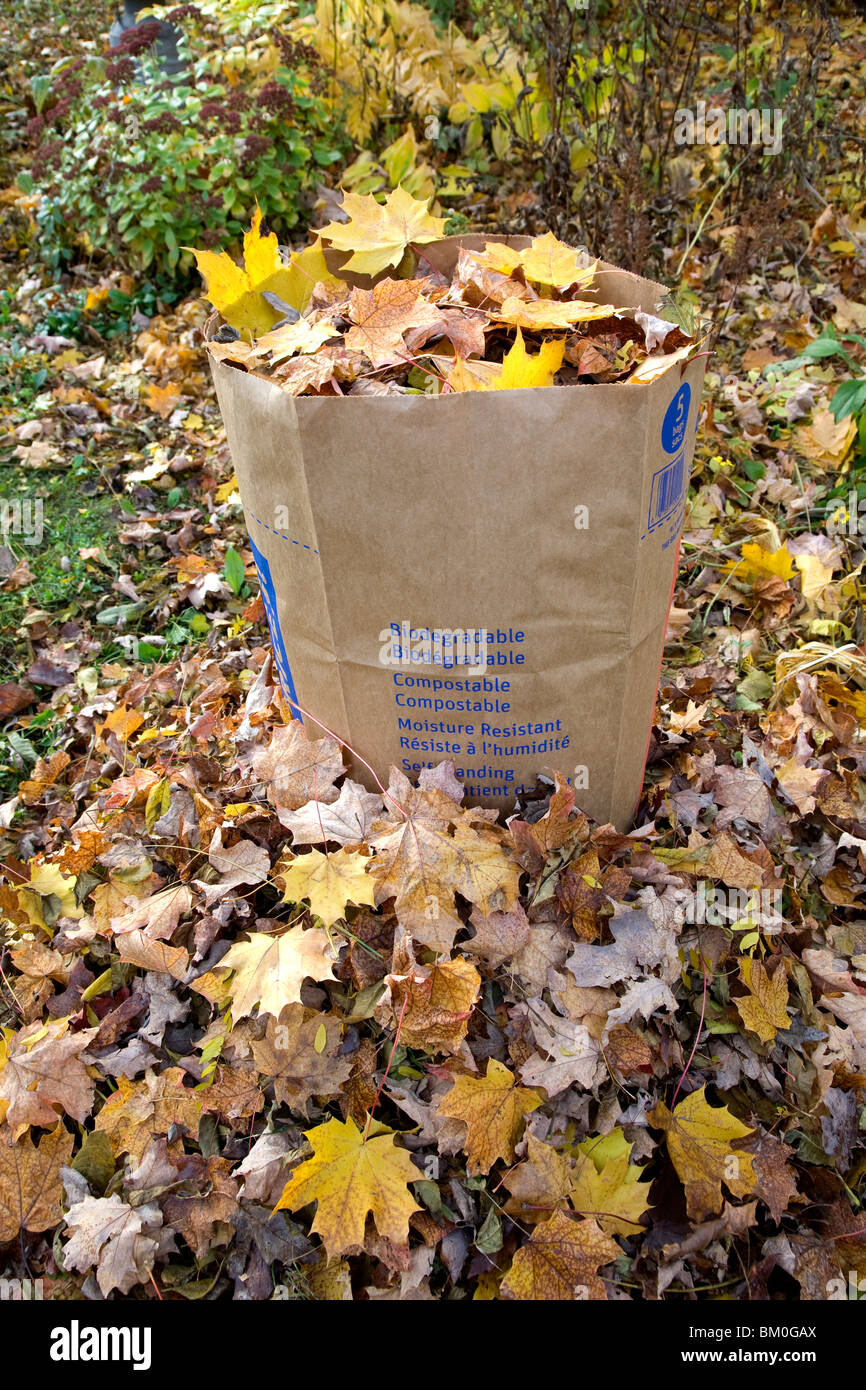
[209,236,706,830]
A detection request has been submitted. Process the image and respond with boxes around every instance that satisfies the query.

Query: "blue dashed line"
[248,511,319,555]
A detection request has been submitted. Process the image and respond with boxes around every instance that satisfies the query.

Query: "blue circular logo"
[661,383,691,453]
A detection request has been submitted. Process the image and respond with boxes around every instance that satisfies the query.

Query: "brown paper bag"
[209,236,706,829]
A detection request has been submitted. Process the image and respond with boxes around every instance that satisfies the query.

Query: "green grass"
[0,456,125,680]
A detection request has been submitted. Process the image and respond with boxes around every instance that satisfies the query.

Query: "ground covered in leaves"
[2,3,866,1303]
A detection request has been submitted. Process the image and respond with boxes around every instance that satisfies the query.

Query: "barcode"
[648,451,686,530]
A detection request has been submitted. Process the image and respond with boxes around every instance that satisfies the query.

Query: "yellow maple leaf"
[17,862,83,930]
[519,234,598,291]
[494,296,614,331]
[219,925,337,1020]
[274,1116,420,1258]
[494,329,565,389]
[280,847,377,927]
[188,207,320,339]
[145,381,183,419]
[465,241,524,276]
[794,551,835,615]
[734,956,790,1043]
[319,186,447,277]
[648,1085,757,1221]
[795,407,858,468]
[279,238,343,314]
[250,317,338,365]
[468,235,597,293]
[436,1058,541,1174]
[448,329,564,393]
[736,541,795,582]
[214,475,239,503]
[571,1130,652,1236]
[501,1211,619,1300]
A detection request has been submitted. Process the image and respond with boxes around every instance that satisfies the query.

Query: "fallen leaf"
[219,925,337,1020]
[63,1193,162,1296]
[0,1124,73,1242]
[0,1019,97,1132]
[734,956,790,1042]
[435,1058,541,1174]
[274,1115,421,1257]
[319,187,447,277]
[251,721,343,816]
[279,847,377,926]
[345,278,443,368]
[501,1211,619,1300]
[648,1085,757,1221]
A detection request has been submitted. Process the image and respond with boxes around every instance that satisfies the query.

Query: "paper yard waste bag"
[209,236,706,829]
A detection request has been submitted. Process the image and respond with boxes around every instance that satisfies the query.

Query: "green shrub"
[24,8,346,275]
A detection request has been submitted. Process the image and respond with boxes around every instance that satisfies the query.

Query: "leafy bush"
[23,6,346,274]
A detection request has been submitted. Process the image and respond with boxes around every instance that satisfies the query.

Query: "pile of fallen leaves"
[195,191,696,397]
[2,646,866,1300]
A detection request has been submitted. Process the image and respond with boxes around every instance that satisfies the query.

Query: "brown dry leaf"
[197,1061,264,1124]
[18,750,71,804]
[251,721,343,816]
[403,306,487,358]
[345,278,443,368]
[555,848,630,942]
[509,777,585,873]
[249,1004,352,1111]
[711,764,776,834]
[703,832,767,888]
[368,782,521,952]
[0,1019,98,1132]
[273,354,338,395]
[278,779,383,846]
[383,945,480,1054]
[748,1131,801,1224]
[162,1156,240,1259]
[465,902,531,967]
[94,1067,204,1161]
[435,1058,541,1174]
[0,1124,74,1242]
[8,942,69,1020]
[501,1211,619,1300]
[115,929,189,980]
[504,1131,579,1223]
[648,1085,757,1221]
[519,998,600,1094]
[110,883,193,941]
